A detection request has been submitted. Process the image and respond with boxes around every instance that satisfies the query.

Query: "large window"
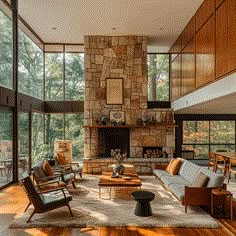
[18,30,43,99]
[65,53,84,100]
[45,53,63,101]
[183,121,235,159]
[18,113,29,179]
[32,112,44,165]
[45,113,64,153]
[65,113,84,160]
[147,54,169,101]
[45,52,84,101]
[0,10,13,89]
[0,110,13,186]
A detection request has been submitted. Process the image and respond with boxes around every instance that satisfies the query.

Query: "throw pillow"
[166,158,175,172]
[57,152,67,165]
[43,160,54,176]
[191,172,209,187]
[166,159,182,175]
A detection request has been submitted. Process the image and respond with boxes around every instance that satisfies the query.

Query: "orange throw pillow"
[43,161,54,176]
[166,158,175,172]
[57,152,67,165]
[166,159,182,175]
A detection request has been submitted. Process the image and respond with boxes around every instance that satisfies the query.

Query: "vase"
[113,164,125,175]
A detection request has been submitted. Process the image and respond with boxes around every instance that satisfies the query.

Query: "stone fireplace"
[83,35,175,174]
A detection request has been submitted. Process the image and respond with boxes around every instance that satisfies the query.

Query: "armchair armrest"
[38,186,65,194]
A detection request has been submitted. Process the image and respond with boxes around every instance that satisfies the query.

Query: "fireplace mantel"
[84,124,177,129]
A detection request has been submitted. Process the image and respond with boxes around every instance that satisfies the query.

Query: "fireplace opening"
[98,128,130,157]
[143,146,163,158]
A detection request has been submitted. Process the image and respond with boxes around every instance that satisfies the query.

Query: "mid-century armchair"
[21,175,73,223]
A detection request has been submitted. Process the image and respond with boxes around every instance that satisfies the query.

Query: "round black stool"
[131,190,155,217]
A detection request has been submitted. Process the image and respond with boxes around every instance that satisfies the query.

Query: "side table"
[211,188,233,221]
[131,190,155,217]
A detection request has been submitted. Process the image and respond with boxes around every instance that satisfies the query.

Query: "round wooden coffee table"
[132,190,155,217]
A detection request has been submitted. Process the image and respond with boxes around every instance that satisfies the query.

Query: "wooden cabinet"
[216,0,225,8]
[54,140,72,162]
[195,0,215,32]
[216,0,236,78]
[196,16,215,88]
[181,39,195,95]
[182,16,195,50]
[170,36,182,62]
[170,54,182,101]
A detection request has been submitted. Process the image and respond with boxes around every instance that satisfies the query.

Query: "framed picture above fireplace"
[106,78,123,105]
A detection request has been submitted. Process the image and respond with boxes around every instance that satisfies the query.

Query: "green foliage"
[0,10,13,89]
[147,54,169,101]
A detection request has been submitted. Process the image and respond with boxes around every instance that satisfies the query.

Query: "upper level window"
[65,53,84,101]
[147,54,169,101]
[18,30,43,99]
[0,10,13,89]
[45,53,63,101]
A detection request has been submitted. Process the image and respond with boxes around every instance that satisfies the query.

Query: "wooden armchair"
[227,158,236,183]
[55,152,83,179]
[32,160,76,189]
[21,175,73,223]
[215,154,228,176]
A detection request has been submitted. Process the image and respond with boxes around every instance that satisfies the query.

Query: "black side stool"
[131,190,155,217]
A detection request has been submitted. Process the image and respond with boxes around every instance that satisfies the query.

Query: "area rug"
[10,175,219,229]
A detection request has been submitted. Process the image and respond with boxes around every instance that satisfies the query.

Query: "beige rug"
[10,175,219,228]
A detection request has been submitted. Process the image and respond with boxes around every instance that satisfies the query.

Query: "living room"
[1,0,236,235]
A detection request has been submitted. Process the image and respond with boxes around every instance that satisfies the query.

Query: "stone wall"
[84,35,175,160]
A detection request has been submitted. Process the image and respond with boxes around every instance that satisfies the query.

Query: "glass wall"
[0,110,13,186]
[32,112,44,165]
[18,113,29,179]
[45,113,64,154]
[65,53,84,100]
[65,113,84,160]
[183,120,236,159]
[147,54,169,101]
[45,53,63,101]
[0,10,13,89]
[18,30,43,99]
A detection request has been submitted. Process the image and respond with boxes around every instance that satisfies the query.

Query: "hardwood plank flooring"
[0,184,236,236]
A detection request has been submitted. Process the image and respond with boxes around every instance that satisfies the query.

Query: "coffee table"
[98,170,142,199]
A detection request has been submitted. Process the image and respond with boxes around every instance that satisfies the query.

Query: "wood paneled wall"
[170,0,236,101]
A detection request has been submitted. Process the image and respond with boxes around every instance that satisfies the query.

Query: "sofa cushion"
[178,158,201,184]
[161,174,190,187]
[168,183,185,202]
[166,159,182,175]
[191,172,209,187]
[199,167,225,187]
[153,169,170,179]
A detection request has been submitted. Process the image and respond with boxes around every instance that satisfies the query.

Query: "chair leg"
[24,201,31,212]
[185,204,187,213]
[72,181,76,189]
[67,204,73,217]
[27,210,36,223]
[79,172,82,178]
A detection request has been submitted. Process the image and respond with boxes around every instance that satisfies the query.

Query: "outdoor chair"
[227,158,236,183]
[215,154,228,176]
[32,160,76,189]
[21,175,73,223]
[208,152,216,172]
[55,152,83,179]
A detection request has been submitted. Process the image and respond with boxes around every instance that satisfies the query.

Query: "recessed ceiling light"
[52,27,57,30]
[112,27,117,31]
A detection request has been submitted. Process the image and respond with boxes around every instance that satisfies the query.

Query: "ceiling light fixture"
[52,27,57,30]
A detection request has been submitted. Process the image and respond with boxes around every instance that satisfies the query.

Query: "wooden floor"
[1,184,236,236]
